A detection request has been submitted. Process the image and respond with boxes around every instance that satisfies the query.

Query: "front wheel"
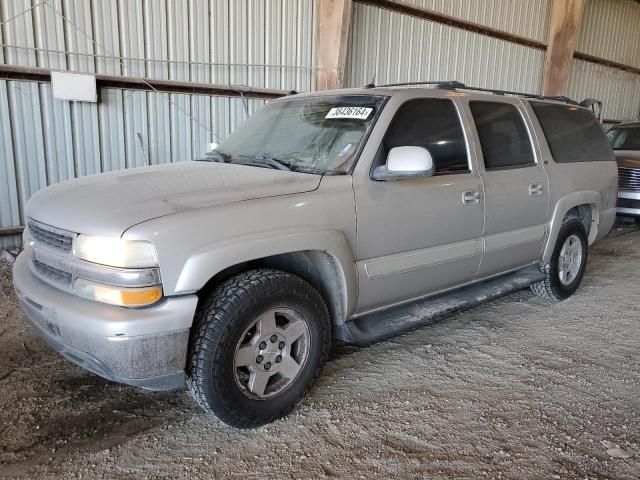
[187,269,331,428]
[531,217,589,301]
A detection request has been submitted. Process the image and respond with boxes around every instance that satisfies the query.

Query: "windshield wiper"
[200,151,334,175]
[237,154,292,171]
[198,150,230,162]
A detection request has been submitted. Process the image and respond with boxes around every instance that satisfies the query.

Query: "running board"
[334,265,545,346]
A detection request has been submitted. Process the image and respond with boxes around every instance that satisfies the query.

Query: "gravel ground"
[0,226,639,480]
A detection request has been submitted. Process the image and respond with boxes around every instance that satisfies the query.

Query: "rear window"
[469,101,535,169]
[530,102,614,163]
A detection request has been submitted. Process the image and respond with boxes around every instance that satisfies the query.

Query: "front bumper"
[12,253,198,391]
[617,191,640,217]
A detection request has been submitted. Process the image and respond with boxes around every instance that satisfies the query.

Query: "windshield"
[608,125,640,150]
[208,95,386,174]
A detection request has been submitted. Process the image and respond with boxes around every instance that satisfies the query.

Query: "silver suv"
[13,83,618,428]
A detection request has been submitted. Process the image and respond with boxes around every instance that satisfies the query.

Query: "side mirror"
[373,146,434,181]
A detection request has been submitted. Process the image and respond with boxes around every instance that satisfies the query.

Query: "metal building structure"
[1,0,640,249]
[0,0,317,248]
[567,0,640,121]
[346,0,640,121]
[344,0,548,94]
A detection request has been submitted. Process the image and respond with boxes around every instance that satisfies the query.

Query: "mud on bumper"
[13,253,198,391]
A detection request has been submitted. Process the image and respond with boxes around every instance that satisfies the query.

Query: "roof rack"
[364,80,464,90]
[364,80,579,104]
[363,81,604,120]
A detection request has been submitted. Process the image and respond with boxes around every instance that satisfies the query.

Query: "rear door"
[465,99,549,277]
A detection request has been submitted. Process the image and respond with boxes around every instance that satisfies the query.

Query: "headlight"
[73,235,158,268]
[74,278,163,307]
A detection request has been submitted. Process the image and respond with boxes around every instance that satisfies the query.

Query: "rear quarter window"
[530,102,614,163]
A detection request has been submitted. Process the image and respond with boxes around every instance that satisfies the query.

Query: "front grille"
[618,167,640,192]
[617,197,640,209]
[32,258,73,288]
[28,220,74,252]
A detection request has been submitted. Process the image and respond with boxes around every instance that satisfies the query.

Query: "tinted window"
[380,99,469,174]
[470,101,535,169]
[530,102,614,163]
[607,125,640,151]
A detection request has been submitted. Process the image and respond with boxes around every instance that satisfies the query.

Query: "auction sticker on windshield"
[325,107,373,120]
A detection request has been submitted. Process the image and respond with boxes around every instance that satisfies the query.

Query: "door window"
[376,98,469,175]
[470,101,535,170]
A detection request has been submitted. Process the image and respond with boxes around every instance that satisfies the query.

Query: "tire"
[531,217,589,301]
[187,269,331,428]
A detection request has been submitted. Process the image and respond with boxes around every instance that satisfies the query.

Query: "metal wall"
[576,0,640,67]
[0,0,317,86]
[344,1,548,93]
[401,0,551,42]
[345,0,640,121]
[566,60,640,122]
[567,0,640,121]
[0,0,316,248]
[2,0,640,251]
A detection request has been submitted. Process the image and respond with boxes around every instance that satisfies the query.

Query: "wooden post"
[316,0,353,90]
[542,0,587,96]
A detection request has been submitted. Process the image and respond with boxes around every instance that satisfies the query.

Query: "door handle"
[462,190,481,206]
[529,183,544,196]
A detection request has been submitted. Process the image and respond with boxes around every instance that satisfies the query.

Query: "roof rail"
[441,83,581,105]
[363,80,584,106]
[364,80,464,90]
[363,80,605,120]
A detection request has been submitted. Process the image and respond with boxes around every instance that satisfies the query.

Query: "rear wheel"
[187,269,330,428]
[531,217,588,301]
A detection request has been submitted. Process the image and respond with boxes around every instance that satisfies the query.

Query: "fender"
[542,191,602,263]
[174,228,357,322]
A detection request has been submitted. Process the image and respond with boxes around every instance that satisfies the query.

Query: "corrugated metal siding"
[569,0,640,121]
[402,0,551,43]
[1,0,318,86]
[0,0,316,248]
[576,0,640,68]
[345,2,546,93]
[0,82,267,248]
[566,60,640,121]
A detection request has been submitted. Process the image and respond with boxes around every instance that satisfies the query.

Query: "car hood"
[27,162,321,236]
[615,150,640,168]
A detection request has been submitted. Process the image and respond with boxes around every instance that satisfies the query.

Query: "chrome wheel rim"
[558,234,583,286]
[233,307,310,399]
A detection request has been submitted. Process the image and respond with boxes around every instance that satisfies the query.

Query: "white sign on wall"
[51,71,98,103]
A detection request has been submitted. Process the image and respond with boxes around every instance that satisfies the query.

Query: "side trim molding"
[362,238,482,279]
[484,225,546,253]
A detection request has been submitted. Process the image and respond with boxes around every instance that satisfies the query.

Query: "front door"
[352,96,484,314]
[466,99,549,277]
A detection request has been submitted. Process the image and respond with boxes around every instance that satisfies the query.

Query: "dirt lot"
[0,226,638,480]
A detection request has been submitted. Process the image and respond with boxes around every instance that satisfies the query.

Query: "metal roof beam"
[0,65,288,100]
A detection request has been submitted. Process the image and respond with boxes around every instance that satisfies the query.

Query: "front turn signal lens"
[74,278,162,307]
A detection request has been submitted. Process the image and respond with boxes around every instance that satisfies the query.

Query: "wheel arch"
[177,230,357,326]
[198,250,351,328]
[543,191,602,263]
